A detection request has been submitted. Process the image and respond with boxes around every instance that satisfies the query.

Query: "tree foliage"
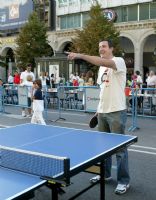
[71,2,121,68]
[15,12,52,70]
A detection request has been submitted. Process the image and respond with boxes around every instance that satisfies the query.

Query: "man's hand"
[64,51,80,60]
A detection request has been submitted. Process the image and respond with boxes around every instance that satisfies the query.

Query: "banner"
[0,0,33,31]
[85,87,100,112]
[18,86,28,107]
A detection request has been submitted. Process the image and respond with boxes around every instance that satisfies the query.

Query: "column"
[134,42,143,76]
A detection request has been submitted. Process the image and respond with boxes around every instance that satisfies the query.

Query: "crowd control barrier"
[126,87,156,131]
[1,84,156,132]
[0,84,48,119]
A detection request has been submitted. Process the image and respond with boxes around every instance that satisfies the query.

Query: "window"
[150,2,156,19]
[82,12,90,27]
[60,16,67,29]
[60,14,81,29]
[113,7,128,23]
[140,3,149,20]
[58,0,68,7]
[114,7,122,22]
[128,5,138,21]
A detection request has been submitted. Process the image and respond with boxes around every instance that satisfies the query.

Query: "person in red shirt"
[13,71,20,84]
[72,78,79,86]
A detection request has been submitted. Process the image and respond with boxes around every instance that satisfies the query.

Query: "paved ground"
[0,106,156,200]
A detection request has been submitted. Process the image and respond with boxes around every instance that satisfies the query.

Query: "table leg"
[51,184,59,200]
[100,160,105,200]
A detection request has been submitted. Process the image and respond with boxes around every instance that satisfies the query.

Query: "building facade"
[0,0,156,82]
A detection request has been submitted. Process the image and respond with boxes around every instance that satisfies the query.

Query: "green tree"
[71,2,121,72]
[15,11,52,70]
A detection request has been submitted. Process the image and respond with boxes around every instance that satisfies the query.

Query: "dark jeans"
[98,110,130,185]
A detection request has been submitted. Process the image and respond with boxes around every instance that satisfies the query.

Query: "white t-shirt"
[146,75,156,86]
[40,76,46,87]
[78,77,85,86]
[97,57,126,113]
[137,75,143,84]
[20,70,35,83]
[8,75,14,83]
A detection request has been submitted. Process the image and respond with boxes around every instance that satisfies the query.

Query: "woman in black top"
[31,79,46,125]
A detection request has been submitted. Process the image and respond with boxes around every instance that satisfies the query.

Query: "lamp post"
[122,50,125,57]
[153,48,156,56]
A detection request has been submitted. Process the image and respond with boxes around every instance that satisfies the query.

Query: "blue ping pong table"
[0,123,137,200]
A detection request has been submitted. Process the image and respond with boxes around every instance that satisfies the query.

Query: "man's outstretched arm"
[65,52,117,70]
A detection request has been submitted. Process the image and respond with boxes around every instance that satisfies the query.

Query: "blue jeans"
[98,110,130,185]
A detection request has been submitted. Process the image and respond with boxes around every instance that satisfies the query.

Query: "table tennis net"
[0,146,70,179]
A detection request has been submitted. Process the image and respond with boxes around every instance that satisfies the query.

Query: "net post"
[64,158,70,185]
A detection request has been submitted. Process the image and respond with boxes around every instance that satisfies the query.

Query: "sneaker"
[115,183,130,195]
[90,175,112,183]
[22,111,26,117]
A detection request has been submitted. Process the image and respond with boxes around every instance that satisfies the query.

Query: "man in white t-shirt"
[20,64,35,117]
[20,64,35,84]
[66,39,129,195]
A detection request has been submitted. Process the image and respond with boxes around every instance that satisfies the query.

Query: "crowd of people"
[1,65,156,119]
[126,70,156,90]
[125,70,156,110]
[0,65,97,121]
[69,70,94,86]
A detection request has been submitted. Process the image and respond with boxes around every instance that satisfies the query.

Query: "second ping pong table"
[0,124,137,200]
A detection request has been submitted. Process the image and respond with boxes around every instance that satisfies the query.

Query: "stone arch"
[120,32,135,48]
[46,44,54,56]
[139,29,155,47]
[1,45,16,57]
[119,34,135,80]
[142,33,156,76]
[119,35,134,54]
[57,38,73,52]
[0,46,16,81]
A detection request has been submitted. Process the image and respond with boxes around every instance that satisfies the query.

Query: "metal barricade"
[0,86,4,112]
[127,87,156,131]
[1,84,48,119]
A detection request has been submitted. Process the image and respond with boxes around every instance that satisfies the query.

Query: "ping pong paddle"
[89,115,98,128]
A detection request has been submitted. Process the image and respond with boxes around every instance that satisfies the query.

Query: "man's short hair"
[135,71,140,75]
[99,39,114,48]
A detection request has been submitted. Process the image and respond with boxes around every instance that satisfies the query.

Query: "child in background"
[31,79,46,125]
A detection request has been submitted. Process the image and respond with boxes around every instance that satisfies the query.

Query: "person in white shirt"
[20,64,35,84]
[39,71,47,90]
[146,70,156,96]
[135,70,143,87]
[78,74,85,87]
[8,73,14,84]
[66,39,129,195]
[20,75,33,117]
[146,70,156,88]
[20,64,35,117]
